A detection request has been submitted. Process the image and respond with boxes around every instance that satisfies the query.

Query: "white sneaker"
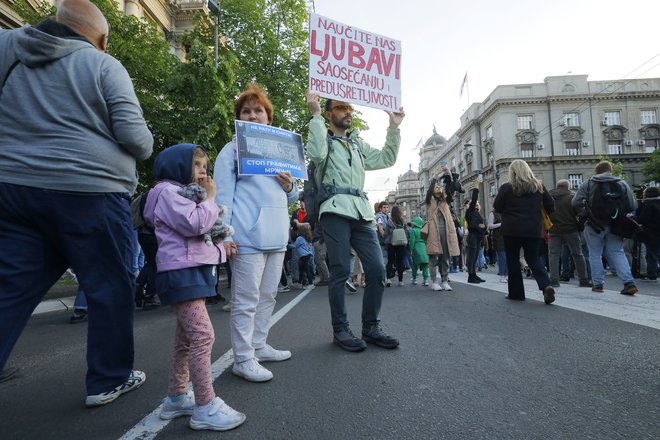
[441,282,452,291]
[345,279,357,292]
[422,280,429,286]
[221,303,231,312]
[232,358,273,382]
[500,275,508,283]
[431,282,443,291]
[398,281,404,286]
[189,396,246,431]
[85,370,146,407]
[254,344,291,362]
[160,388,195,420]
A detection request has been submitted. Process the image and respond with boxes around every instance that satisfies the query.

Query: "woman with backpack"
[493,159,555,304]
[388,205,409,286]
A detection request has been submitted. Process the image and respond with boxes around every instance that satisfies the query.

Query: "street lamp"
[464,142,498,197]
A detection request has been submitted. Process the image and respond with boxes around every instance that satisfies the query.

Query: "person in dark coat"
[548,180,591,288]
[636,186,660,282]
[493,159,555,304]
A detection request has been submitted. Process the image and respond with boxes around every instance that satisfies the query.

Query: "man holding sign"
[305,91,405,352]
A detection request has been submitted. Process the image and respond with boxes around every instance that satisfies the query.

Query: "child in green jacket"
[409,217,430,286]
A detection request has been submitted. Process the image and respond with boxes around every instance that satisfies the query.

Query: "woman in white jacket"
[213,84,298,382]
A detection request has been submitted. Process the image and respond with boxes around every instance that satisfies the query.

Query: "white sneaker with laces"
[431,282,443,291]
[160,389,195,420]
[232,358,273,382]
[254,344,291,362]
[500,275,508,283]
[189,396,246,431]
[85,370,146,407]
[441,282,452,291]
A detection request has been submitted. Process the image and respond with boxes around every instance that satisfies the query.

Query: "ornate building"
[417,74,660,218]
[390,166,421,221]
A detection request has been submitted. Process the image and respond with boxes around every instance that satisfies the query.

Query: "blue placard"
[234,120,307,180]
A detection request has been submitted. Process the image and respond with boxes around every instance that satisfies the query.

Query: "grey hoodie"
[571,172,637,215]
[0,22,153,194]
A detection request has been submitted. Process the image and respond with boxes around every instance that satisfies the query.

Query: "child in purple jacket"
[143,144,245,432]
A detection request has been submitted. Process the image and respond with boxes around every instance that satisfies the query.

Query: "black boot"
[467,273,481,284]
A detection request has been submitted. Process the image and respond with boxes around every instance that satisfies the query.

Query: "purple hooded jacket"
[143,144,226,272]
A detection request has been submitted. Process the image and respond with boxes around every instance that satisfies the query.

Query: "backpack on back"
[302,136,334,228]
[586,179,630,229]
[130,189,152,231]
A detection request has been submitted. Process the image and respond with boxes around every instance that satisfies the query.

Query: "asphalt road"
[2,271,659,440]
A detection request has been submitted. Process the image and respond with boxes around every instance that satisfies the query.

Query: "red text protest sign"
[308,13,402,112]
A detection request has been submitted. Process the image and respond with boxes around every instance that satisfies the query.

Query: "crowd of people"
[1,0,658,435]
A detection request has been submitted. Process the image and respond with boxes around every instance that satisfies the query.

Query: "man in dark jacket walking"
[548,180,591,287]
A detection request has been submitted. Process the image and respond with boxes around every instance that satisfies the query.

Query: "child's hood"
[412,216,424,228]
[152,143,200,184]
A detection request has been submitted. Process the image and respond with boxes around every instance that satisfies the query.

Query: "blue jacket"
[287,236,312,258]
[144,144,226,272]
[213,138,298,254]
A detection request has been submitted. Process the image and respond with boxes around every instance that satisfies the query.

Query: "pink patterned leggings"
[169,299,215,406]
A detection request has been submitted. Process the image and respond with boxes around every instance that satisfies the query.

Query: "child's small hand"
[198,176,216,200]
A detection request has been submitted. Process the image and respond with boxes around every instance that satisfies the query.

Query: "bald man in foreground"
[0,0,153,406]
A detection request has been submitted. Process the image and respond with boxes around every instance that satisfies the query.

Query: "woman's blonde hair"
[508,159,543,196]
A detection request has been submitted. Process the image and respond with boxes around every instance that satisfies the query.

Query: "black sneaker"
[467,274,481,284]
[559,276,571,282]
[543,286,555,305]
[579,280,593,288]
[69,309,88,324]
[620,283,638,296]
[333,327,367,352]
[476,276,486,283]
[592,285,604,293]
[362,325,400,349]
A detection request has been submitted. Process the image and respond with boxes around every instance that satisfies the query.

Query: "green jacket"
[306,115,400,222]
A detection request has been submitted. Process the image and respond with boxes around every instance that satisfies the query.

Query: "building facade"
[416,74,660,218]
[390,166,421,221]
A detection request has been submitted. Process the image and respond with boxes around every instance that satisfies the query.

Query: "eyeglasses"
[330,104,354,113]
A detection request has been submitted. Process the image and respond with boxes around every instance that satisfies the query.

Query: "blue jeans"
[0,183,136,394]
[584,225,634,287]
[73,289,87,311]
[321,214,385,332]
[496,249,507,276]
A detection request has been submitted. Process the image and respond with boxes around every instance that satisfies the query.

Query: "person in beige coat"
[425,169,461,291]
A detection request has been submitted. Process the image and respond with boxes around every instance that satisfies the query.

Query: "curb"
[32,296,75,316]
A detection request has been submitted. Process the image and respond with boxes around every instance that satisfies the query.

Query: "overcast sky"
[311,0,660,201]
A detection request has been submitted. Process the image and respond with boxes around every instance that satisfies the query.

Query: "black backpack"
[302,136,334,228]
[130,189,153,231]
[586,179,630,229]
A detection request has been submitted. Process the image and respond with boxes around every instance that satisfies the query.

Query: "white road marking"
[118,286,315,440]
